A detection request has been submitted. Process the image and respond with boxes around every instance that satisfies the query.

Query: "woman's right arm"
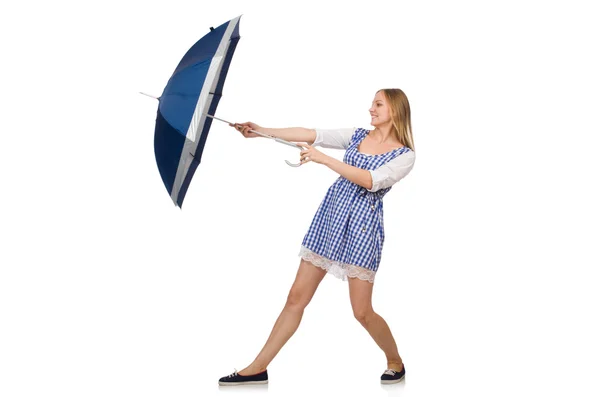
[231,122,317,145]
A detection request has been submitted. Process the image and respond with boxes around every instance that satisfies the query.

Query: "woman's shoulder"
[351,127,370,139]
[390,148,415,165]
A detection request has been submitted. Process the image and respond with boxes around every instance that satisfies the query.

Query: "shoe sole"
[219,380,268,386]
[381,374,405,384]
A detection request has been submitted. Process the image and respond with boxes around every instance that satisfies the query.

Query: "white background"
[1,0,599,396]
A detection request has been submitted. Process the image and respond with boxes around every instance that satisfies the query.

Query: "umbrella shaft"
[205,114,301,149]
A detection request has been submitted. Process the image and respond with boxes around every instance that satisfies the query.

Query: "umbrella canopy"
[154,16,241,207]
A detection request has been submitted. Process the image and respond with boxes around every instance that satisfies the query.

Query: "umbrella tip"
[210,27,214,31]
[140,92,159,100]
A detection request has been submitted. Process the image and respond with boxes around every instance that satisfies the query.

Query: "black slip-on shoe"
[380,366,405,384]
[218,369,268,386]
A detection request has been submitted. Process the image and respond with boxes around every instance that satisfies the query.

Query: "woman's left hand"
[297,143,328,165]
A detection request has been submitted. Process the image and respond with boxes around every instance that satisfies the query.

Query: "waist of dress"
[335,178,387,205]
[358,187,386,213]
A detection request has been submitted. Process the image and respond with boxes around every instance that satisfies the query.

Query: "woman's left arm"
[322,157,374,189]
[297,143,374,189]
[297,143,416,191]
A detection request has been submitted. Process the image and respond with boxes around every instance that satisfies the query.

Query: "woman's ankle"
[238,365,267,376]
[386,359,404,372]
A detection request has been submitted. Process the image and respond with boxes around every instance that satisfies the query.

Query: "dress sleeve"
[367,151,416,192]
[312,127,356,150]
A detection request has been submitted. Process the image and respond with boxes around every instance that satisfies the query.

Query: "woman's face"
[369,91,392,127]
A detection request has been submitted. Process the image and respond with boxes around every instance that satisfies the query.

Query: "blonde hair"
[378,88,415,151]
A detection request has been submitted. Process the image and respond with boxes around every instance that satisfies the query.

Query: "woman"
[218,88,416,386]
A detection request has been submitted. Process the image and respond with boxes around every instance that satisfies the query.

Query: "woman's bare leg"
[238,259,326,375]
[348,277,404,371]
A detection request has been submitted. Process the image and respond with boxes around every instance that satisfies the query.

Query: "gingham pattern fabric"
[299,128,413,282]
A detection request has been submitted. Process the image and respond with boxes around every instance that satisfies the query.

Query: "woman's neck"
[373,124,396,144]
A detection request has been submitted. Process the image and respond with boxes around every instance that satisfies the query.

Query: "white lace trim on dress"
[298,246,376,283]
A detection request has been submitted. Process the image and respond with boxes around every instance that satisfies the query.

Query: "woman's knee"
[348,276,375,325]
[285,287,311,311]
[353,306,374,326]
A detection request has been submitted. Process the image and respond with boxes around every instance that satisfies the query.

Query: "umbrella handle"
[285,150,302,167]
[251,131,304,167]
[285,160,302,167]
[275,137,303,167]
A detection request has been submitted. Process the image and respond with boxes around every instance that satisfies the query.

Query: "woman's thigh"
[348,277,375,316]
[286,259,327,308]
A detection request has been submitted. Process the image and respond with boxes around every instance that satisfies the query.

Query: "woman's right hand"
[229,121,262,138]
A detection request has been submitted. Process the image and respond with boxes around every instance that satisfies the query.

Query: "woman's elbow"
[305,128,317,145]
[366,172,376,191]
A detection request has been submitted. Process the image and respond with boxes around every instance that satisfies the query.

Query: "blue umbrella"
[150,16,242,208]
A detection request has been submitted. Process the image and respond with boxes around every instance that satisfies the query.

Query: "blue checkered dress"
[298,128,412,282]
